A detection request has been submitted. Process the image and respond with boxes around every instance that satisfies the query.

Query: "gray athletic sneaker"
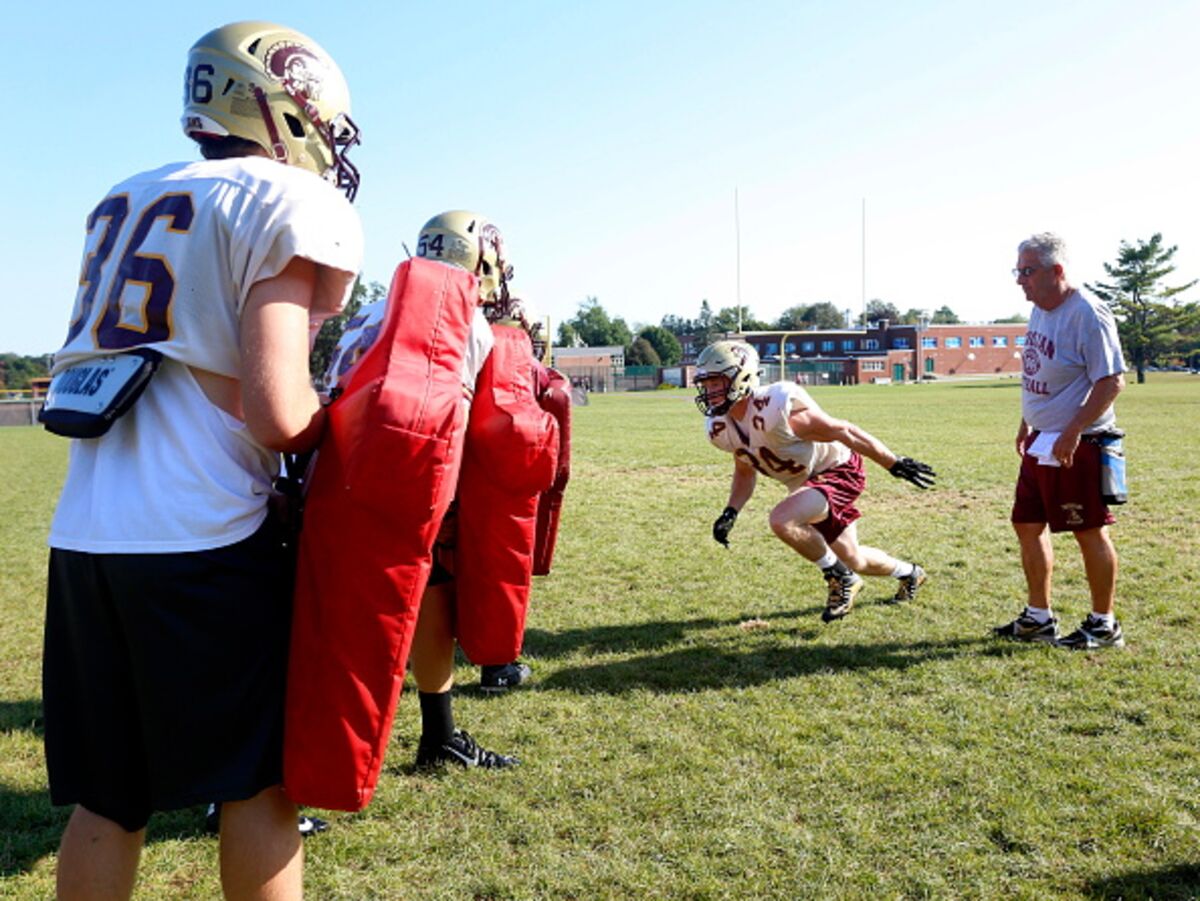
[822,571,863,622]
[893,564,926,603]
[993,610,1059,643]
[1056,615,1125,650]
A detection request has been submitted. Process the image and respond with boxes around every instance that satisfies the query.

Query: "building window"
[945,336,962,348]
[862,360,885,371]
[969,336,985,348]
[921,336,937,349]
[863,339,879,350]
[820,340,835,352]
[801,341,815,353]
[784,342,797,355]
[892,338,910,349]
[992,336,1008,347]
[1015,335,1026,346]
[842,339,856,351]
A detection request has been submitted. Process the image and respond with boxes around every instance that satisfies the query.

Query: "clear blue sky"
[3,0,1197,356]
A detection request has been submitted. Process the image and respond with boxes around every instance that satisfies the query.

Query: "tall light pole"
[735,187,743,334]
[861,198,867,327]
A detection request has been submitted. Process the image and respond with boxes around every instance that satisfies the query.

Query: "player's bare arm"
[789,405,936,490]
[240,256,327,453]
[788,406,896,469]
[1051,372,1125,467]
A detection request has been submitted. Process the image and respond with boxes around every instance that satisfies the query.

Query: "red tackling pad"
[532,367,571,576]
[283,258,476,811]
[454,325,559,665]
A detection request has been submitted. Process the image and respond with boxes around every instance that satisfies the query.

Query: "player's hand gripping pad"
[454,325,559,665]
[284,258,476,811]
[532,367,571,575]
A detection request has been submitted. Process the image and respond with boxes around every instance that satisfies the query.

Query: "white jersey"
[322,270,495,399]
[706,382,850,487]
[49,158,363,553]
[1022,288,1125,434]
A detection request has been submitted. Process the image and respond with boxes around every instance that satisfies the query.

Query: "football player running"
[695,341,935,622]
[40,22,361,900]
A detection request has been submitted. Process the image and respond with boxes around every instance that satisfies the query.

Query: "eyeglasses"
[1012,266,1041,278]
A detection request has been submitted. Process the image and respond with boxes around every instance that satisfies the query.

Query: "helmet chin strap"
[251,86,289,163]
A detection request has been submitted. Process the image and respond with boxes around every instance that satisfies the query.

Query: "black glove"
[712,506,739,547]
[888,456,936,489]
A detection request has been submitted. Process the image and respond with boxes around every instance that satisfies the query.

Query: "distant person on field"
[694,340,935,622]
[994,232,1127,649]
[38,21,361,899]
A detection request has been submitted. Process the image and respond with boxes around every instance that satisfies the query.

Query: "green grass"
[2,374,1199,899]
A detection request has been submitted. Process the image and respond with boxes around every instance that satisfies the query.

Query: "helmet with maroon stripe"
[182,21,361,200]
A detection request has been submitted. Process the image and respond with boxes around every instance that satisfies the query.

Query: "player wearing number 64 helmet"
[694,340,935,623]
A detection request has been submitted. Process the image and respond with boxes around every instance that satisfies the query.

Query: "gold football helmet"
[693,340,761,415]
[182,21,361,200]
[416,210,513,304]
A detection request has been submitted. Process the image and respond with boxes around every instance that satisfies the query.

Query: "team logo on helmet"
[263,42,326,99]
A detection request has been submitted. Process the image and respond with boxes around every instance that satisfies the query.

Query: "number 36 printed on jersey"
[66,192,195,349]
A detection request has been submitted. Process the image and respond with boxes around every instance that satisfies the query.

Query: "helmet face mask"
[693,340,761,415]
[182,21,361,200]
[416,211,513,305]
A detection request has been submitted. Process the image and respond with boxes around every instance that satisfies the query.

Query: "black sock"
[418,691,455,747]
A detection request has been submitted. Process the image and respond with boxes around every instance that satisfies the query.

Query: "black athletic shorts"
[43,517,295,832]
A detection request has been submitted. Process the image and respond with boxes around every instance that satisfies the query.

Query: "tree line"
[558,234,1200,377]
[3,235,1195,390]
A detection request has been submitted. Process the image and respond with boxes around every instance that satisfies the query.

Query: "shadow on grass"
[0,698,44,737]
[0,786,212,879]
[539,632,987,694]
[524,596,944,662]
[1084,863,1200,900]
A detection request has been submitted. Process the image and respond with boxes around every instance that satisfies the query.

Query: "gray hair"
[1018,232,1068,267]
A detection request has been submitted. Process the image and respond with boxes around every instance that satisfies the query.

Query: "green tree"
[569,297,631,347]
[625,336,661,366]
[637,325,682,365]
[931,305,960,324]
[557,322,581,347]
[858,299,901,326]
[309,278,386,379]
[992,313,1029,324]
[711,305,768,334]
[898,308,930,325]
[1086,233,1198,384]
[0,353,50,390]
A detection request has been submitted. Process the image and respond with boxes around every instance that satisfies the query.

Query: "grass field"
[1,374,1198,899]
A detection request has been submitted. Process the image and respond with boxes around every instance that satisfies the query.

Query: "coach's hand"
[712,506,739,547]
[889,456,936,489]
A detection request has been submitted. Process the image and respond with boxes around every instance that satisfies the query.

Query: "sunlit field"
[2,374,1198,899]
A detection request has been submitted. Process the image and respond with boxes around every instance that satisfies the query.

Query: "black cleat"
[822,571,863,622]
[480,661,532,693]
[416,729,519,769]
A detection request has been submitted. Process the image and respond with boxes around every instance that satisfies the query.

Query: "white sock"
[890,561,914,579]
[814,550,839,570]
[1024,605,1053,624]
[1089,612,1116,627]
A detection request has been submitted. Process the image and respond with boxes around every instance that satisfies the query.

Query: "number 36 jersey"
[49,157,362,554]
[705,382,850,488]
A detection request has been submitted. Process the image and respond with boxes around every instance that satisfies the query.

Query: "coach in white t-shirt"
[994,233,1127,650]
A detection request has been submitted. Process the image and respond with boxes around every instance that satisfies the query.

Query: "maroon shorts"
[804,452,865,543]
[1011,434,1116,533]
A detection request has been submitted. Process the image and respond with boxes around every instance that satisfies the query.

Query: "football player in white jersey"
[695,341,936,623]
[41,22,362,900]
